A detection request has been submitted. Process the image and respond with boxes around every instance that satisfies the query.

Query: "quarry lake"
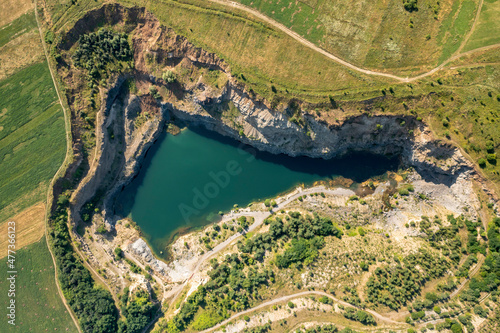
[116,126,399,257]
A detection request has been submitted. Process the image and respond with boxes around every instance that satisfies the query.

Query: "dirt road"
[200,290,406,333]
[206,0,498,83]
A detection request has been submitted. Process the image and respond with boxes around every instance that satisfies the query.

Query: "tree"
[403,0,418,12]
[114,247,124,259]
[451,323,463,333]
[162,70,176,83]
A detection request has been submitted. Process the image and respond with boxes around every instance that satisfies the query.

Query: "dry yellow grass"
[0,202,46,258]
[0,29,44,80]
[0,0,33,27]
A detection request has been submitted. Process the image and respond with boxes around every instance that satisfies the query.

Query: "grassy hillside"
[235,0,480,72]
[464,0,500,51]
[0,61,66,223]
[0,237,78,332]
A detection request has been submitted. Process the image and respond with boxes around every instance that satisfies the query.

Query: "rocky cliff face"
[65,4,482,229]
[167,84,474,187]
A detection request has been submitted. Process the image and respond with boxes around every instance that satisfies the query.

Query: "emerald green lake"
[116,126,399,256]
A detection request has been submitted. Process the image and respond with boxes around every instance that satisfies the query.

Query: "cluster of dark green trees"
[73,28,132,82]
[238,212,342,268]
[166,254,274,331]
[50,195,119,332]
[460,217,500,303]
[50,193,155,333]
[298,325,358,333]
[118,288,156,333]
[366,249,450,310]
[342,307,376,325]
[163,212,341,332]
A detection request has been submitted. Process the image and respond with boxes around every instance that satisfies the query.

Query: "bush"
[478,158,487,168]
[114,247,124,259]
[433,306,441,314]
[451,323,463,333]
[287,301,295,308]
[243,315,250,322]
[487,153,497,164]
[411,311,425,321]
[96,224,107,234]
[403,0,418,12]
[162,70,176,83]
[399,188,409,196]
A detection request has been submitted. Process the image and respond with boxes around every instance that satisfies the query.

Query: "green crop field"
[0,237,78,332]
[464,0,500,51]
[0,61,66,223]
[0,12,37,48]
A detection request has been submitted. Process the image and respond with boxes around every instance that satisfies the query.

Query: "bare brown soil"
[0,202,45,258]
[0,29,44,80]
[0,0,32,27]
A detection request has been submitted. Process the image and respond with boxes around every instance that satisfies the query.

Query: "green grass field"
[464,0,500,51]
[0,237,78,332]
[0,11,37,48]
[234,0,477,71]
[436,0,477,63]
[0,61,66,223]
[239,0,324,43]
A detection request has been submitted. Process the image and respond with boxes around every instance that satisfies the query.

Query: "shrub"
[114,247,124,259]
[478,158,487,168]
[411,311,425,320]
[149,86,161,99]
[487,153,497,164]
[287,301,295,308]
[403,0,418,12]
[486,142,495,153]
[264,199,271,207]
[243,315,250,322]
[96,224,107,234]
[162,70,176,83]
[399,188,409,196]
[433,306,441,314]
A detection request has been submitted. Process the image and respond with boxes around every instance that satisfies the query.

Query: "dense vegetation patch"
[50,192,155,333]
[366,249,450,310]
[73,28,132,81]
[159,212,341,331]
[50,195,118,332]
[460,218,500,303]
[118,288,157,333]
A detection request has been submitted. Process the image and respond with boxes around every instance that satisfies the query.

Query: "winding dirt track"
[200,290,406,333]
[206,0,498,83]
[34,2,82,332]
[169,186,355,307]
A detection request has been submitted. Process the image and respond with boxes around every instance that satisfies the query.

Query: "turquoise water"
[116,126,398,256]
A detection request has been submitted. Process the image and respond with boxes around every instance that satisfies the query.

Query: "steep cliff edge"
[56,3,488,229]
